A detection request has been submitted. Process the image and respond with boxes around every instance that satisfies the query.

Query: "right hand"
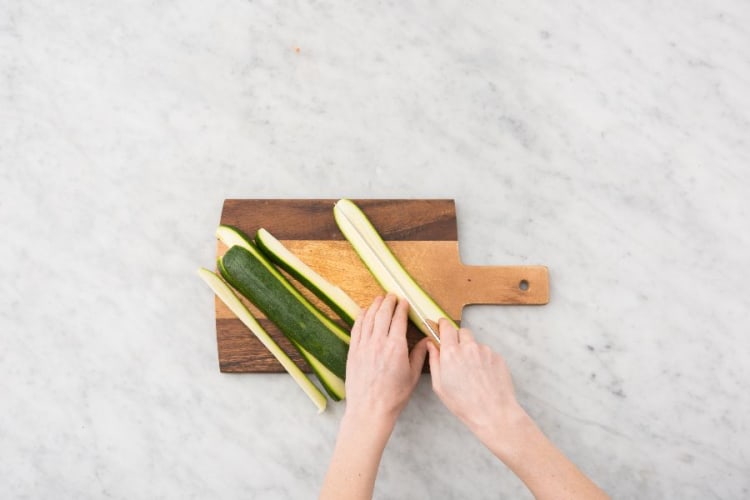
[427,319,610,500]
[426,319,527,448]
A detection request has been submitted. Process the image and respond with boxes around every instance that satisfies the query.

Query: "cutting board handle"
[215,199,550,373]
[459,264,549,307]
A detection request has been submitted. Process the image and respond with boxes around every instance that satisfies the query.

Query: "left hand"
[344,293,430,425]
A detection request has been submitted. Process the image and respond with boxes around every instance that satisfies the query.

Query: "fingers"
[349,309,364,347]
[388,296,410,341]
[426,341,441,393]
[480,344,494,363]
[373,293,398,339]
[438,317,458,346]
[361,296,384,342]
[409,337,429,385]
[458,327,475,344]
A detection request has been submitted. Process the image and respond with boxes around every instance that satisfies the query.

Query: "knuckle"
[442,345,457,359]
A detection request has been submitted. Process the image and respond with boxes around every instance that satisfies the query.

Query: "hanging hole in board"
[519,279,529,291]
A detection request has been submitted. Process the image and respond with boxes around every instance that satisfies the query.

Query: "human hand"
[344,294,430,425]
[426,321,609,499]
[320,295,429,500]
[326,313,609,500]
[426,319,526,450]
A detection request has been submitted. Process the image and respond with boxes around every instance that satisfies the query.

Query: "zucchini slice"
[298,346,346,402]
[255,227,361,326]
[333,198,459,341]
[197,268,327,413]
[216,224,254,251]
[216,225,351,344]
[219,244,348,400]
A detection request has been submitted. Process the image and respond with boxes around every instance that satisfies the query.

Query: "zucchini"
[197,268,327,413]
[216,224,255,251]
[218,244,349,400]
[333,199,459,341]
[255,227,361,326]
[217,225,350,343]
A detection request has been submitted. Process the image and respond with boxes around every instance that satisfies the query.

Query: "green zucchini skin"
[216,224,254,249]
[217,225,351,343]
[255,228,359,327]
[198,268,328,411]
[334,198,459,341]
[219,244,349,381]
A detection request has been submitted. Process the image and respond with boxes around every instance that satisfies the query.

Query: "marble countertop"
[2,1,749,498]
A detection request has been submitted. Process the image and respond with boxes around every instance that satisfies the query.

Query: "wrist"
[469,403,536,463]
[343,403,400,431]
[341,406,398,441]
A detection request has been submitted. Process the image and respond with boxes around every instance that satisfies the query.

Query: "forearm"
[319,411,395,500]
[478,410,608,500]
[320,294,426,499]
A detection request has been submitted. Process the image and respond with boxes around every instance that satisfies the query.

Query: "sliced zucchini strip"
[219,245,348,400]
[197,268,327,412]
[334,198,459,340]
[256,227,361,326]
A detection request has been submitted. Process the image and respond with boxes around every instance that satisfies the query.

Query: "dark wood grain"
[214,199,549,373]
[220,199,458,241]
[218,318,433,373]
[217,319,312,372]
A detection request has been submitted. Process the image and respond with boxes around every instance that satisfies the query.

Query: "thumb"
[426,340,441,393]
[409,337,429,385]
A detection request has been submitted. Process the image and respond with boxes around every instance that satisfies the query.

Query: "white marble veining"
[2,0,749,498]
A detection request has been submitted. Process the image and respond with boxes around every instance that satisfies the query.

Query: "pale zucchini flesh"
[216,224,254,251]
[334,199,459,339]
[296,344,346,401]
[255,227,361,326]
[197,267,327,413]
[217,225,351,345]
[219,244,348,400]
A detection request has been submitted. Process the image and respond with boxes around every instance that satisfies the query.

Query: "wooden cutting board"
[215,199,549,372]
